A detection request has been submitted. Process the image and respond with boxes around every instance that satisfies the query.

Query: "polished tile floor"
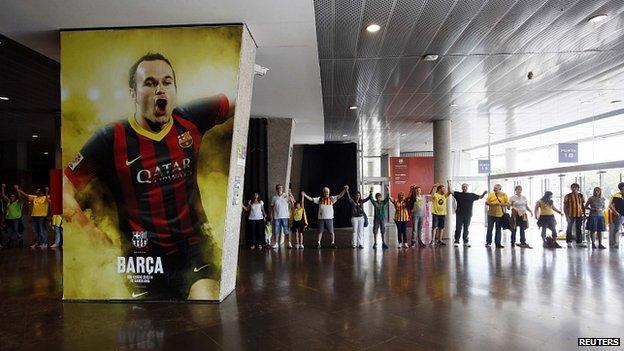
[1,227,623,351]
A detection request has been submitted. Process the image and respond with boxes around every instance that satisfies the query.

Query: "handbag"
[495,193,511,230]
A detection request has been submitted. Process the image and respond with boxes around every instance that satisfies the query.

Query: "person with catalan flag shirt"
[63,53,235,300]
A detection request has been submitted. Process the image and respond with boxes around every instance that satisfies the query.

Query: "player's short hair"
[570,183,580,189]
[618,182,624,191]
[129,52,177,90]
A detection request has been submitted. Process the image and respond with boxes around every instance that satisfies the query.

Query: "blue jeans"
[486,216,502,245]
[32,217,47,245]
[54,226,63,246]
[395,221,407,243]
[273,218,290,237]
[6,218,23,242]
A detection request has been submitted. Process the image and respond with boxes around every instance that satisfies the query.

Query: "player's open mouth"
[155,98,168,116]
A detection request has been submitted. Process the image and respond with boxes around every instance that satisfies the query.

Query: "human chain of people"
[241,182,624,250]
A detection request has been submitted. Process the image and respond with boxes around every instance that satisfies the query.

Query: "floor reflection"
[1,228,623,350]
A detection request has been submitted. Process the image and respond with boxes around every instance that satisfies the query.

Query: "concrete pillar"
[219,27,256,302]
[505,109,518,173]
[434,119,452,238]
[433,120,452,182]
[266,118,295,192]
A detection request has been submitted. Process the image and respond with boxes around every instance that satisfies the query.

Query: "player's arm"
[64,126,114,244]
[173,94,235,133]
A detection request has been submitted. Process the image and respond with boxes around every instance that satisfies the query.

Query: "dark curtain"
[242,118,269,245]
[300,143,357,228]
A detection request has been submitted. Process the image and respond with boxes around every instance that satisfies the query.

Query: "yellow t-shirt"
[486,192,508,218]
[29,195,49,217]
[291,207,304,221]
[538,201,554,216]
[432,193,449,215]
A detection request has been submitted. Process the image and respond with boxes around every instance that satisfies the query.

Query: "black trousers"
[248,219,265,246]
[565,217,583,243]
[454,214,472,243]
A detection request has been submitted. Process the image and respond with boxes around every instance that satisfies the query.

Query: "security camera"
[254,64,269,77]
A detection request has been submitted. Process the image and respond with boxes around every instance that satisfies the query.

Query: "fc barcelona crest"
[177,131,193,148]
[132,231,148,249]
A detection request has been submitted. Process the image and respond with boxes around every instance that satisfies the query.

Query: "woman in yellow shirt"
[430,180,452,246]
[534,191,563,248]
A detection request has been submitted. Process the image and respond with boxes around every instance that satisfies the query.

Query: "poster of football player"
[61,25,251,301]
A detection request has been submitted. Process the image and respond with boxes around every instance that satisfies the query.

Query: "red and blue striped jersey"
[65,95,230,256]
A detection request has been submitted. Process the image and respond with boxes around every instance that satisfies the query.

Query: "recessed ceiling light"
[588,14,608,23]
[349,106,357,110]
[32,134,39,138]
[423,54,439,61]
[366,24,381,32]
[43,152,49,155]
[610,99,622,104]
[450,103,458,107]
[0,96,9,101]
[342,134,348,137]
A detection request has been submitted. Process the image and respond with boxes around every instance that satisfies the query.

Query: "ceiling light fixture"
[450,103,458,107]
[587,14,608,23]
[0,96,9,101]
[366,24,381,32]
[349,106,358,110]
[423,54,439,61]
[342,134,348,137]
[43,152,49,155]
[32,134,39,138]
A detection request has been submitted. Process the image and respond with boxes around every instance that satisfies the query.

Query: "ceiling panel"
[315,0,624,154]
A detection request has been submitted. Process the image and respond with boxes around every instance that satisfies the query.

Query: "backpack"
[544,236,558,249]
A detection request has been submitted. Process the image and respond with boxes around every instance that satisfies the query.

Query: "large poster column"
[61,24,256,302]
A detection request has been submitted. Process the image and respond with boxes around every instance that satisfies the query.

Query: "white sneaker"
[453,242,459,247]
[287,242,293,249]
[40,244,48,249]
[272,244,278,249]
[300,244,304,249]
[30,244,38,249]
[50,244,58,249]
[464,243,471,248]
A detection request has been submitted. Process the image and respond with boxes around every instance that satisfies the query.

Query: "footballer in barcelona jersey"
[63,53,234,300]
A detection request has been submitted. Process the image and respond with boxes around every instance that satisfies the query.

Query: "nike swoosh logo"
[193,264,209,272]
[132,291,148,298]
[125,155,142,166]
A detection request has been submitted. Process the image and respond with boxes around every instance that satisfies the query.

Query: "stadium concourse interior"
[1,0,624,350]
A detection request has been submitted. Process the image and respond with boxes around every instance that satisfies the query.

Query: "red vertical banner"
[389,157,434,198]
[49,169,62,215]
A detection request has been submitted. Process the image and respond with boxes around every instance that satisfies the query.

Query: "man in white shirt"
[270,184,295,249]
[302,185,348,249]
